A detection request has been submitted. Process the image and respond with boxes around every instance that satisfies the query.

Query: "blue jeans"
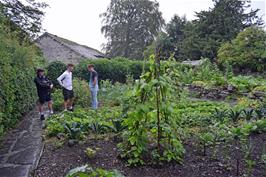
[90,88,98,109]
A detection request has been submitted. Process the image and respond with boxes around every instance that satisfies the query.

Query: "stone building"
[35,32,105,64]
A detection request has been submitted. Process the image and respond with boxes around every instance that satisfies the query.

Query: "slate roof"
[36,32,105,59]
[182,59,205,66]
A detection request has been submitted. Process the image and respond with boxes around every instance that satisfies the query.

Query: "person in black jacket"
[34,69,54,121]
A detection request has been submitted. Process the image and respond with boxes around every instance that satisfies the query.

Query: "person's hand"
[50,84,53,89]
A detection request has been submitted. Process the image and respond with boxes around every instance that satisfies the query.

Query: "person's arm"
[92,72,97,86]
[57,72,66,88]
[46,77,53,89]
[35,77,50,88]
[93,77,97,86]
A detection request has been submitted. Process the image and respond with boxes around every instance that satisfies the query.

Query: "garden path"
[0,108,44,177]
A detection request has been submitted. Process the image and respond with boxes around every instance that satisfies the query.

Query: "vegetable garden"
[35,58,266,177]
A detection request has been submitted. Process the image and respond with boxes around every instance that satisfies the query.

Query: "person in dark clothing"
[34,69,53,121]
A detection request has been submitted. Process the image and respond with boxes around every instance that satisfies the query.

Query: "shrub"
[46,61,67,87]
[74,58,144,83]
[0,18,43,137]
[218,27,266,73]
[52,89,64,111]
[73,78,91,108]
[177,59,227,87]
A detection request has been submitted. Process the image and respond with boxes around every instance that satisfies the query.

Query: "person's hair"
[67,63,74,68]
[88,64,94,68]
[36,69,44,75]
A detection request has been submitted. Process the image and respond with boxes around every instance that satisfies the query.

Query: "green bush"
[52,89,64,111]
[73,78,91,108]
[74,58,144,83]
[46,61,67,87]
[0,17,43,137]
[218,27,266,73]
[177,59,227,87]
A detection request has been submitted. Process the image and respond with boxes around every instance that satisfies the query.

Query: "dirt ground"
[35,133,266,177]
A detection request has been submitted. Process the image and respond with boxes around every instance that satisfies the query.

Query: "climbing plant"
[118,54,184,166]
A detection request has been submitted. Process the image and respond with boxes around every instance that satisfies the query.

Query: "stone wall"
[36,35,83,64]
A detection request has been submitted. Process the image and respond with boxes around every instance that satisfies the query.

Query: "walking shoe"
[40,114,45,121]
[67,107,74,112]
[49,110,54,115]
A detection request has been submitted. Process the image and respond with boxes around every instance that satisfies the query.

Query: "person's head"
[87,64,94,72]
[37,69,45,77]
[67,64,74,72]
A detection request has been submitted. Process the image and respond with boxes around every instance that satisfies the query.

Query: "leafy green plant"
[84,147,96,158]
[261,153,266,164]
[107,119,125,133]
[255,107,266,120]
[228,109,242,124]
[73,78,91,108]
[252,86,266,92]
[89,121,107,134]
[45,107,124,143]
[198,132,215,156]
[52,89,64,111]
[213,108,228,123]
[243,108,254,121]
[118,56,184,166]
[64,122,83,140]
[46,116,65,137]
[255,109,263,120]
[65,165,124,177]
[228,75,265,92]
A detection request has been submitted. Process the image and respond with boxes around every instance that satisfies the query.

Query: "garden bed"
[35,132,266,177]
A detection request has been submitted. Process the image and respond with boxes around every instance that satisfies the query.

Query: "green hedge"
[46,61,67,87]
[46,58,193,84]
[74,58,144,83]
[0,17,44,137]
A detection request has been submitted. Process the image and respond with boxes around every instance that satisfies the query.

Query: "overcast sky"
[41,0,266,51]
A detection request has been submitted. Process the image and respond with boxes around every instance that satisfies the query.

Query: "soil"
[35,133,266,177]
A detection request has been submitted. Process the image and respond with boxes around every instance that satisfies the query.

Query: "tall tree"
[176,0,263,60]
[180,21,203,60]
[143,32,173,60]
[0,0,48,39]
[165,15,188,60]
[100,0,165,59]
[185,0,263,60]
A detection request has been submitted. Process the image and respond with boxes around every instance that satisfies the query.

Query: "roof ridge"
[36,32,105,59]
[45,32,104,55]
[45,32,86,58]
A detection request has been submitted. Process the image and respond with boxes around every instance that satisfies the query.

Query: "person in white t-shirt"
[57,64,74,111]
